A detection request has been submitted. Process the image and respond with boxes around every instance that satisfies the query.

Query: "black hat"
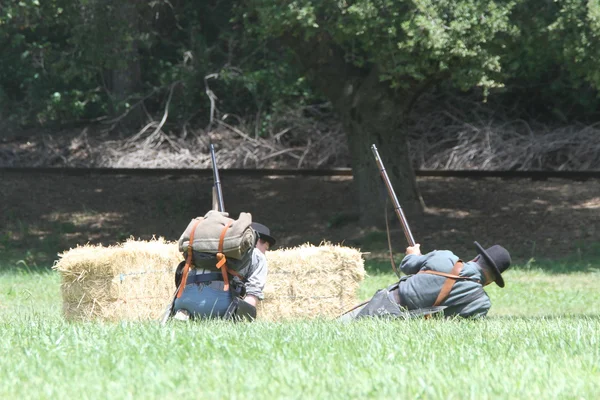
[251,222,276,246]
[474,241,511,288]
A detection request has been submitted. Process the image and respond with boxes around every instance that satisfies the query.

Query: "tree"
[244,0,516,225]
[74,0,145,129]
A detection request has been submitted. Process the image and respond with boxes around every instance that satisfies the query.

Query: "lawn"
[1,256,599,399]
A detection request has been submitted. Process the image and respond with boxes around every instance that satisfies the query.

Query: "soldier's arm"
[244,248,268,303]
[400,244,425,275]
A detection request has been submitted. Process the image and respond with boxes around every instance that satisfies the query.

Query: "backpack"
[178,210,257,262]
[174,210,258,300]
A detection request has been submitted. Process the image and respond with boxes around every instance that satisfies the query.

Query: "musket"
[371,144,416,247]
[337,145,420,321]
[210,144,225,212]
[159,144,225,325]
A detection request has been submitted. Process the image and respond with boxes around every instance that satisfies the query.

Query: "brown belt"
[389,285,405,307]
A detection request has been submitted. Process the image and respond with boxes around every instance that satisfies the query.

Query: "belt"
[388,282,406,307]
[186,271,224,285]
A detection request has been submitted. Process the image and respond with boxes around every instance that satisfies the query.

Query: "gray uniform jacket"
[240,248,268,300]
[399,250,491,318]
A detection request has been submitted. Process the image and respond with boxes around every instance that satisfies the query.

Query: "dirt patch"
[0,171,598,268]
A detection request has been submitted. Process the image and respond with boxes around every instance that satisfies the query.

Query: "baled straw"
[257,243,365,321]
[55,240,365,322]
[54,237,181,322]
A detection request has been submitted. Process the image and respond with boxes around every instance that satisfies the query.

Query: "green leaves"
[4,0,600,129]
[248,0,516,91]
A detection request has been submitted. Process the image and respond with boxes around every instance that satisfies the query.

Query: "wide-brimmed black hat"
[474,241,511,288]
[251,222,276,246]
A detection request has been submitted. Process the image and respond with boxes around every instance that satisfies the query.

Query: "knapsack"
[174,210,258,299]
[178,210,257,262]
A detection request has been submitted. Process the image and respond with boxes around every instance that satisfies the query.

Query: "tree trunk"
[102,0,144,130]
[338,70,423,227]
[283,34,423,227]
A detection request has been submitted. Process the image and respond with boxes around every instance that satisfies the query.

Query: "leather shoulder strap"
[384,202,399,278]
[429,260,464,307]
[176,218,204,298]
[216,220,233,291]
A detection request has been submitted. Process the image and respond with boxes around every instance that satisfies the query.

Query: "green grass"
[1,258,600,399]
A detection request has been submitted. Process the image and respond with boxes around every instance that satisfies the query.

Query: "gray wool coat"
[399,250,492,318]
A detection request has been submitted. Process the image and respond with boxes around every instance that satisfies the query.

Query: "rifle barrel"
[210,144,225,212]
[371,144,416,247]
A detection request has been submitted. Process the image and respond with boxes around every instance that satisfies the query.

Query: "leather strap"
[419,270,480,283]
[216,220,233,291]
[423,260,464,306]
[384,201,399,277]
[176,218,203,298]
[186,272,224,284]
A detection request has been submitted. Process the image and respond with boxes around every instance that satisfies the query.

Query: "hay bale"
[55,240,365,322]
[54,238,181,322]
[257,243,365,321]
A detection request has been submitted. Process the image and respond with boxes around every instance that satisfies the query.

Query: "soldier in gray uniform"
[171,221,275,321]
[340,241,511,320]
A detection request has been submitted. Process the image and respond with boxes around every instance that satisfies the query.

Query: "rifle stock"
[210,144,225,212]
[371,144,416,247]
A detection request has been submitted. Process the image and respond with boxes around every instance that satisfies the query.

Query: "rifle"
[337,145,425,321]
[371,144,416,247]
[159,144,225,325]
[209,144,257,320]
[210,144,225,212]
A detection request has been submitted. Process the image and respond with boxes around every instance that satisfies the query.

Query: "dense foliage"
[0,0,316,131]
[248,1,514,92]
[2,1,600,132]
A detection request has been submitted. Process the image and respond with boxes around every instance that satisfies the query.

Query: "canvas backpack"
[178,210,257,262]
[174,210,258,299]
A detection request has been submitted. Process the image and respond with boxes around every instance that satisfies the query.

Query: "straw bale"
[54,239,365,322]
[54,238,181,322]
[257,243,365,321]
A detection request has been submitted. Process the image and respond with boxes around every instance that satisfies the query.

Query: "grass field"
[1,255,600,400]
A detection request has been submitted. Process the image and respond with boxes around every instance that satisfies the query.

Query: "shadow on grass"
[1,172,599,275]
[0,220,88,271]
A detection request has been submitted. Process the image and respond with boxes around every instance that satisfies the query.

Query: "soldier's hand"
[406,243,421,256]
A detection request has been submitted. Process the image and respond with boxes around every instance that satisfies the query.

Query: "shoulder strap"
[216,220,234,291]
[384,199,400,278]
[425,260,464,307]
[215,221,246,292]
[419,270,481,283]
[176,218,204,298]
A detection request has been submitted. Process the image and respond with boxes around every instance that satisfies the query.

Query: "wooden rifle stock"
[371,144,416,247]
[210,144,225,212]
